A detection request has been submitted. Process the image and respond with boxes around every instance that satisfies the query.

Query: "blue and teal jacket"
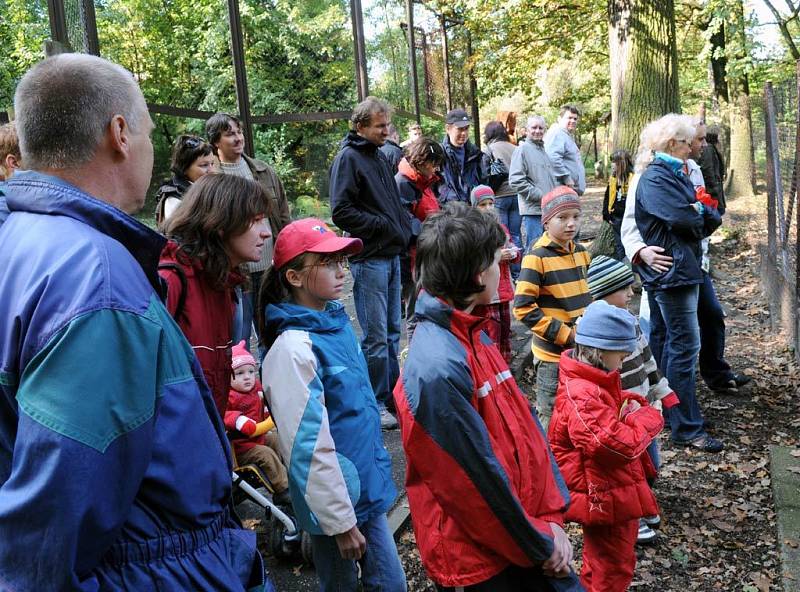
[0,171,266,591]
[261,301,396,536]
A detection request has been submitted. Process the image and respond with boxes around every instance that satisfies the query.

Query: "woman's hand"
[335,525,366,560]
[637,246,673,273]
[542,523,573,577]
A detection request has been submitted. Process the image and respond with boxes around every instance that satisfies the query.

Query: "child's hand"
[619,398,642,420]
[542,523,573,577]
[335,525,366,560]
[501,246,518,261]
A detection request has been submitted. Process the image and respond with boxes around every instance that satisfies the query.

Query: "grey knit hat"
[587,255,635,300]
[576,301,638,352]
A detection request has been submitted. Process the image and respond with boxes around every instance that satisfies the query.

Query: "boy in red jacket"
[225,340,290,507]
[394,203,582,591]
[548,301,664,592]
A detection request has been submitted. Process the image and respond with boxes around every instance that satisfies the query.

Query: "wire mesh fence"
[761,63,800,359]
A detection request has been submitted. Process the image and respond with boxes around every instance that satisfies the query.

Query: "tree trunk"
[608,0,680,154]
[726,1,755,198]
[592,0,680,258]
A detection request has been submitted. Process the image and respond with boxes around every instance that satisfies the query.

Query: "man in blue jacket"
[329,97,412,429]
[439,108,485,204]
[0,54,268,591]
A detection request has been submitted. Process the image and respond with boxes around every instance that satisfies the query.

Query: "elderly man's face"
[689,124,707,160]
[559,110,579,133]
[446,123,469,148]
[527,120,545,142]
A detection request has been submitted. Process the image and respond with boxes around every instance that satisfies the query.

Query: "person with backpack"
[159,174,272,419]
[153,134,215,228]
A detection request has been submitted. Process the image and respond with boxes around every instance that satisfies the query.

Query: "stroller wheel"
[268,516,290,559]
[300,531,314,565]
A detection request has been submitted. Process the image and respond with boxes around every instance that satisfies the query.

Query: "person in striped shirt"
[586,255,680,545]
[513,186,592,428]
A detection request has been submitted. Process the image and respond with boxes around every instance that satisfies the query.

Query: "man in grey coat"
[509,115,558,250]
[544,104,586,196]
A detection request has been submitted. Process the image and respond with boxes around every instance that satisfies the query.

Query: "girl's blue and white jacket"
[261,301,396,536]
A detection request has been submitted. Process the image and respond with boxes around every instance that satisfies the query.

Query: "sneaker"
[674,434,724,453]
[642,514,661,529]
[636,520,657,545]
[380,407,399,430]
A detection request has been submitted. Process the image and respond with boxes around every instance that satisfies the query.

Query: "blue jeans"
[311,513,407,592]
[494,195,521,277]
[697,271,733,387]
[522,214,543,252]
[648,285,706,442]
[351,257,402,410]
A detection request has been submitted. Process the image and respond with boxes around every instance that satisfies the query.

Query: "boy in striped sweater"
[513,186,592,429]
[586,255,680,544]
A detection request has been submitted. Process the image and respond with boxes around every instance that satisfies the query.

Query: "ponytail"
[256,253,309,350]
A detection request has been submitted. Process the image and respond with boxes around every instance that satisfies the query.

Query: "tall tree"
[591,0,680,257]
[608,0,680,153]
[725,0,755,197]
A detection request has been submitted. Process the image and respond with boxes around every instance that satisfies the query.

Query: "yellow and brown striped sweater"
[513,235,592,362]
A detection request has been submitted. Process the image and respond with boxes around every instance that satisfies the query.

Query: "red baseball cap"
[272,218,363,270]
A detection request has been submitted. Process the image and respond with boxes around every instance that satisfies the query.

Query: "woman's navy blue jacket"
[634,158,721,291]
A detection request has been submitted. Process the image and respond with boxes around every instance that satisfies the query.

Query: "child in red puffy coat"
[225,340,290,507]
[548,301,664,592]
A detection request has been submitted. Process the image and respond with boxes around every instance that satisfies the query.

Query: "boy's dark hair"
[559,104,581,117]
[205,113,241,150]
[170,134,213,177]
[416,202,506,310]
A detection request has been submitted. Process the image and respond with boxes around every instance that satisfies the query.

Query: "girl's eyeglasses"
[305,254,348,271]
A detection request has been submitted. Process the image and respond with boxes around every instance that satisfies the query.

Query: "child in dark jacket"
[224,341,290,507]
[548,301,664,592]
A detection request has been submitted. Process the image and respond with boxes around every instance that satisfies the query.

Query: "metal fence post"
[764,82,778,264]
[405,0,421,123]
[46,0,70,49]
[440,14,452,112]
[80,0,100,55]
[465,30,479,146]
[227,0,255,157]
[350,0,369,100]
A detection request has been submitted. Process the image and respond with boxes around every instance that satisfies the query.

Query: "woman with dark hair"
[603,149,634,261]
[159,174,272,418]
[394,137,445,339]
[154,134,215,228]
[483,120,521,277]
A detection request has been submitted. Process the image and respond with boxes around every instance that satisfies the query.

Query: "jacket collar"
[6,170,166,292]
[442,136,480,162]
[264,300,349,335]
[559,349,622,392]
[242,153,266,173]
[532,233,577,255]
[341,130,379,153]
[397,158,439,189]
[414,291,490,344]
[654,152,685,175]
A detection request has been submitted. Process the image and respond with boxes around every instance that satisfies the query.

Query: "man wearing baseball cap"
[439,108,486,204]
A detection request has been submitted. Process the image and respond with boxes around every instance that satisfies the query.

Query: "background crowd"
[0,53,750,592]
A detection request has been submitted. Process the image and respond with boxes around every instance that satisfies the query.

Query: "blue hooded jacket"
[634,157,721,291]
[261,301,396,536]
[0,171,266,591]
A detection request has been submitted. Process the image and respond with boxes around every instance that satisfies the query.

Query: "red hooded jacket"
[158,240,244,418]
[224,379,268,455]
[548,351,663,526]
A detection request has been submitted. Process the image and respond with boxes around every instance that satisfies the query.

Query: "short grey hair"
[527,115,546,128]
[350,96,392,129]
[14,54,146,170]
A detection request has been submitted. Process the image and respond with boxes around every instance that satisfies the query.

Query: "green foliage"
[0,0,49,110]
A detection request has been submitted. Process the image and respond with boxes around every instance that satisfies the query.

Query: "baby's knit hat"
[231,340,257,371]
[541,185,581,224]
[587,255,635,300]
[576,301,638,352]
[470,184,495,207]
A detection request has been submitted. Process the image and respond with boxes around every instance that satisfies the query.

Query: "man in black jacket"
[330,97,412,429]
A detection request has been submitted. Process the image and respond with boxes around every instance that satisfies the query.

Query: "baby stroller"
[230,439,314,565]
